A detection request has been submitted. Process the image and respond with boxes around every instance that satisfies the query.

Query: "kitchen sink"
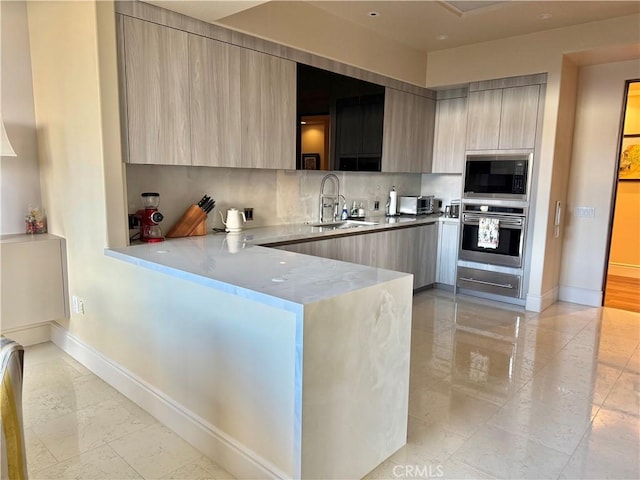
[309,220,379,229]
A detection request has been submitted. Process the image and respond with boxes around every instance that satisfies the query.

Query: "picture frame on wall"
[302,153,321,170]
[619,135,640,180]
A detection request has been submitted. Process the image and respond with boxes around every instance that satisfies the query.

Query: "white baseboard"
[525,287,559,313]
[1,322,52,346]
[608,263,640,279]
[49,323,285,479]
[558,285,603,307]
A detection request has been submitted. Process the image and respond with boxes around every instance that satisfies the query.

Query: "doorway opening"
[603,80,640,312]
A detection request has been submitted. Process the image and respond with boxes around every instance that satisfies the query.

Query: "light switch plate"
[574,206,595,218]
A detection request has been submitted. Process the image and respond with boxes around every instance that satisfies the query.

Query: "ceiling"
[146,1,640,54]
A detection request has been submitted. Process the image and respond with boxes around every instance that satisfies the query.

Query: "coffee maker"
[138,192,164,242]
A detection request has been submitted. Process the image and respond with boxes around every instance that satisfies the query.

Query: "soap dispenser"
[341,203,349,220]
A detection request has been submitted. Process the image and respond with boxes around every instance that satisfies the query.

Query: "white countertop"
[106,215,458,308]
[0,233,64,244]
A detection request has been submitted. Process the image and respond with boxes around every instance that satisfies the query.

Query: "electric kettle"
[219,208,246,232]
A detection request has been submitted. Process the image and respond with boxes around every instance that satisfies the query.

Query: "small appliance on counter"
[137,192,164,243]
[445,199,461,218]
[219,208,247,233]
[398,195,434,215]
[166,194,215,238]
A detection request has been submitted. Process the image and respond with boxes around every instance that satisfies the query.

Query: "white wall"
[0,0,41,234]
[559,59,640,306]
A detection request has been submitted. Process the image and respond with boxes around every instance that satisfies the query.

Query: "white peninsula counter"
[107,234,412,480]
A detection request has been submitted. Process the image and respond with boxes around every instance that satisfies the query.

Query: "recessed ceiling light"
[436,34,449,41]
[538,12,552,20]
[300,121,307,125]
[368,11,379,17]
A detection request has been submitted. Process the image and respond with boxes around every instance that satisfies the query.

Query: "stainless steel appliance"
[459,204,526,268]
[398,196,433,215]
[463,153,532,201]
[445,199,460,218]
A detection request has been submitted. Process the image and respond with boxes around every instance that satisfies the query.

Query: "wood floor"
[604,275,640,313]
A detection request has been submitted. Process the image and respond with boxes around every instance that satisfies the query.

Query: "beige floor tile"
[560,407,640,479]
[602,370,640,415]
[408,379,501,437]
[389,415,467,465]
[450,424,570,479]
[32,398,155,461]
[161,455,235,480]
[29,444,142,479]
[109,423,202,479]
[24,427,57,473]
[363,459,405,480]
[438,458,496,479]
[23,374,125,428]
[489,380,600,455]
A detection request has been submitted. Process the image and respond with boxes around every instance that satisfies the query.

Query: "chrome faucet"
[319,173,341,223]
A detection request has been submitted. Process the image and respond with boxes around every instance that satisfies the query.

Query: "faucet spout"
[319,173,341,223]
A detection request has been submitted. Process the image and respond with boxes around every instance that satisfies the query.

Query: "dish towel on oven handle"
[478,217,499,249]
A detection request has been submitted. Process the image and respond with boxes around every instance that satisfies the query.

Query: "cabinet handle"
[459,277,514,289]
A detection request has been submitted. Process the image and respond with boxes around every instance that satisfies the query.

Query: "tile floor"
[21,289,639,479]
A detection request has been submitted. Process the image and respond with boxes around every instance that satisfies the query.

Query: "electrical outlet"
[128,213,140,229]
[72,295,85,315]
[244,208,254,221]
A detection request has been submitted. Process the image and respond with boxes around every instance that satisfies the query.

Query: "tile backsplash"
[126,165,422,231]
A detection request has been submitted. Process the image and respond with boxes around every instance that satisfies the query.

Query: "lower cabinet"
[436,220,460,286]
[276,224,437,289]
[1,234,67,330]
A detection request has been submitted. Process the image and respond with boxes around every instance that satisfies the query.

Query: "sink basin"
[309,220,378,229]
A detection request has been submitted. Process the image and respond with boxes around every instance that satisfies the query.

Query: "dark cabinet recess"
[297,64,384,171]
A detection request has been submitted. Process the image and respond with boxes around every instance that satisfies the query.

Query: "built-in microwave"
[463,153,533,201]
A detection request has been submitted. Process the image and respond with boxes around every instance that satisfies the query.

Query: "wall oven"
[459,204,527,269]
[463,152,532,201]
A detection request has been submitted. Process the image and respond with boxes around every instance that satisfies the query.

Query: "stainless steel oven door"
[459,213,525,268]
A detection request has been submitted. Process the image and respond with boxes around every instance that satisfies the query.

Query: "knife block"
[166,204,208,238]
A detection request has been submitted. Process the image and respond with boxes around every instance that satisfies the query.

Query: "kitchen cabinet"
[498,85,540,150]
[190,35,242,167]
[335,94,384,171]
[432,97,468,173]
[1,234,67,331]
[436,220,460,286]
[466,85,540,151]
[277,224,437,289]
[122,17,191,165]
[120,16,295,169]
[382,89,435,173]
[240,48,296,169]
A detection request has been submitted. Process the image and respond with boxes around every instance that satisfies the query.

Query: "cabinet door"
[436,221,460,286]
[360,94,385,156]
[382,89,435,173]
[432,97,468,173]
[123,17,190,165]
[499,85,540,149]
[415,224,437,288]
[240,49,296,169]
[190,36,242,167]
[466,89,502,150]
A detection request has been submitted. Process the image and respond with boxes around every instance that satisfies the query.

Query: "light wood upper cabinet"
[499,85,540,149]
[382,89,435,173]
[466,84,540,151]
[189,35,242,167]
[122,17,191,165]
[432,97,468,173]
[466,89,502,151]
[240,49,296,170]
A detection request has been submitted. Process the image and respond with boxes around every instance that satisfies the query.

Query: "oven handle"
[462,214,524,227]
[459,276,515,290]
